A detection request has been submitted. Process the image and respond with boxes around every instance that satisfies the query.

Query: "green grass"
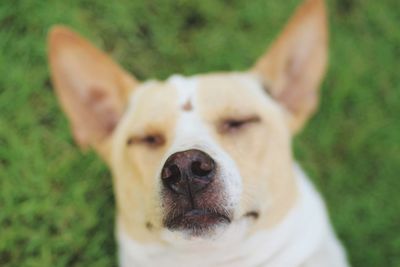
[1,0,399,266]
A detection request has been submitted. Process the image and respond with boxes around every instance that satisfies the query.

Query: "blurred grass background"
[1,0,399,266]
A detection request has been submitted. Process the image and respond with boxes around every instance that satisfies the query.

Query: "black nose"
[161,149,216,197]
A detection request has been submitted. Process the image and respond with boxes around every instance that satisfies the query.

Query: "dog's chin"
[164,209,231,237]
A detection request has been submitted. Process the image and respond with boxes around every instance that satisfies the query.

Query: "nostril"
[162,164,181,185]
[191,160,213,177]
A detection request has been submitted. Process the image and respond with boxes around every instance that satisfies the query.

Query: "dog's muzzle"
[161,149,232,235]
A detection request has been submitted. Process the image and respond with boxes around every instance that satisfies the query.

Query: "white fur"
[117,165,348,267]
[168,75,197,107]
[164,75,243,225]
[117,75,348,267]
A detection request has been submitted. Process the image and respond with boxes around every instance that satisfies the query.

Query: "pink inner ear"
[85,86,120,136]
[87,86,108,102]
[278,39,316,114]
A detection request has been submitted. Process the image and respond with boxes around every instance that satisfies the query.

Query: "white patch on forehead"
[165,74,209,153]
[168,75,197,108]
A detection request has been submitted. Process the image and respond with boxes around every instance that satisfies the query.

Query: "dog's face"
[112,73,297,239]
[48,0,327,241]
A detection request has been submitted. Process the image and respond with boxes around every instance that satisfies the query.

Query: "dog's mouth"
[164,209,231,236]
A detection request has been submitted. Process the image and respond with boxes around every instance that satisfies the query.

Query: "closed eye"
[127,133,165,148]
[218,115,261,134]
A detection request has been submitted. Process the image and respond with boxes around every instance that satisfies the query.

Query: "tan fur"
[48,26,138,162]
[196,73,298,229]
[253,0,327,133]
[112,82,179,242]
[48,0,328,247]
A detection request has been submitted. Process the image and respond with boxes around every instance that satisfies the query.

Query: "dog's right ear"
[252,0,327,133]
[48,26,138,159]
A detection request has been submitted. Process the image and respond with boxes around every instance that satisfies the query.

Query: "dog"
[47,0,349,266]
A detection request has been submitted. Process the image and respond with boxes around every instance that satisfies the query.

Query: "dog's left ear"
[252,0,328,133]
[48,26,138,161]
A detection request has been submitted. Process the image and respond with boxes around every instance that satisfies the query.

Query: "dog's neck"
[117,165,330,267]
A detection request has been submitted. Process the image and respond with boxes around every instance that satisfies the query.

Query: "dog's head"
[48,0,327,241]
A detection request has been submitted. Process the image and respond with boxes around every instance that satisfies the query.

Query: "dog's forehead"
[131,72,266,113]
